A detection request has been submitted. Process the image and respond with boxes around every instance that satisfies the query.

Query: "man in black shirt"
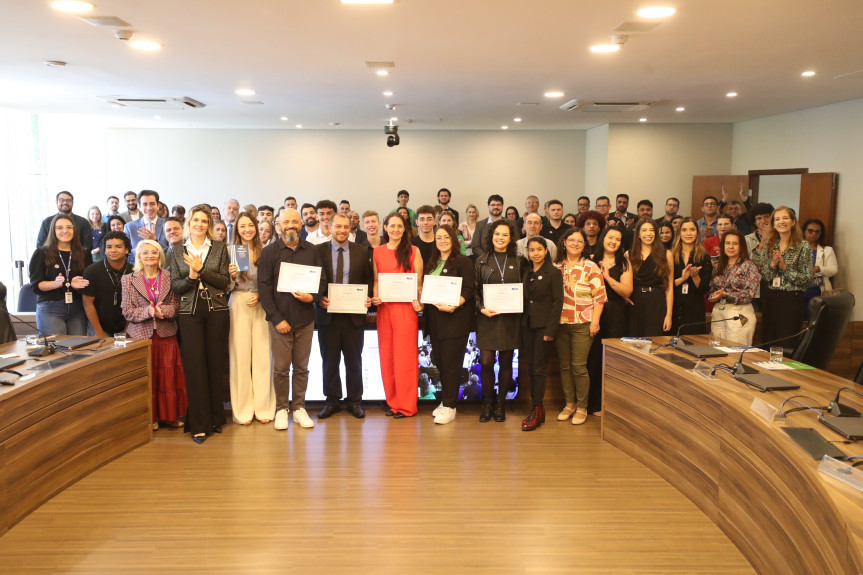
[540,199,570,246]
[82,231,133,337]
[411,205,437,263]
[36,191,92,251]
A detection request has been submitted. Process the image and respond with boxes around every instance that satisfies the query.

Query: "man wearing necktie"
[124,190,169,262]
[315,213,373,419]
[223,198,240,245]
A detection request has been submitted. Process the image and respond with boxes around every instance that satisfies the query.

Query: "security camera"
[384,124,398,135]
[387,134,400,147]
[114,29,134,41]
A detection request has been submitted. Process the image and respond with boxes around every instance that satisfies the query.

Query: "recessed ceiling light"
[129,40,162,51]
[382,91,394,97]
[675,106,685,112]
[501,126,509,130]
[376,70,389,77]
[235,88,256,96]
[43,60,67,67]
[801,70,816,77]
[639,118,647,122]
[637,6,676,18]
[389,117,398,122]
[329,122,341,126]
[590,44,620,53]
[544,91,565,98]
[295,124,303,129]
[726,92,738,97]
[513,117,522,122]
[51,1,94,13]
[280,116,288,121]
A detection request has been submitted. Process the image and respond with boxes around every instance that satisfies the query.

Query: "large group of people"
[27,186,834,442]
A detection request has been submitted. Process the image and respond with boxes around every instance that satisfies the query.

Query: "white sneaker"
[293,408,315,429]
[432,402,444,417]
[274,409,289,430]
[434,406,456,425]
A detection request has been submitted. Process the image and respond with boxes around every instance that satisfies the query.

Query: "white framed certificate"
[483,283,523,314]
[328,284,368,314]
[277,262,322,293]
[378,273,418,303]
[420,275,462,306]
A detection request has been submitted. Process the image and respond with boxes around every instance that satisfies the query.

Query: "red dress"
[374,244,420,416]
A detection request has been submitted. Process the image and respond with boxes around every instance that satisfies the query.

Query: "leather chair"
[17,283,37,313]
[789,292,855,371]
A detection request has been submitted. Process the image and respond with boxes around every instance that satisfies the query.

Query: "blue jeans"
[36,299,88,336]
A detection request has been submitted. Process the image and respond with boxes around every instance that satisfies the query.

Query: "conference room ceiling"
[2,0,863,130]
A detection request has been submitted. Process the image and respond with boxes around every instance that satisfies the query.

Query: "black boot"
[493,396,506,422]
[479,401,493,422]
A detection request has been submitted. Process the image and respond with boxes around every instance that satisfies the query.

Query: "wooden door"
[799,172,838,246]
[691,175,750,220]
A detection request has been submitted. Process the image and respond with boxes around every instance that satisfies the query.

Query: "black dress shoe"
[392,412,415,419]
[350,404,365,418]
[212,425,223,434]
[318,403,341,419]
[192,434,206,444]
[479,401,493,423]
[385,409,396,416]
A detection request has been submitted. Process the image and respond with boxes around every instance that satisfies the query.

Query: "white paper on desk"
[716,346,761,353]
[277,262,322,293]
[483,283,523,314]
[378,273,417,303]
[420,275,462,306]
[328,284,368,314]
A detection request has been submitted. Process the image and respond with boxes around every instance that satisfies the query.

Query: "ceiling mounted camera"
[385,122,399,147]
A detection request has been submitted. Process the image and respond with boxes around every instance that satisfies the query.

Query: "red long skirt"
[151,333,188,423]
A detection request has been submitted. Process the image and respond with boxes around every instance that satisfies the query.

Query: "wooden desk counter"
[602,336,863,575]
[0,338,152,537]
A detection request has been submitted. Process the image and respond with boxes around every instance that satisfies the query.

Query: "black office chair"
[17,283,37,313]
[788,291,855,371]
[854,361,863,386]
[0,282,16,344]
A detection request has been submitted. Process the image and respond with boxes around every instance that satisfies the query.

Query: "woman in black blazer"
[423,224,476,425]
[520,236,563,431]
[165,204,231,445]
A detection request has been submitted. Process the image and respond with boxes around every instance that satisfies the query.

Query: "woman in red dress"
[121,239,187,429]
[371,213,424,418]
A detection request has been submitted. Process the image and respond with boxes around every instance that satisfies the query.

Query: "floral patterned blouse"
[709,259,761,304]
[554,258,607,324]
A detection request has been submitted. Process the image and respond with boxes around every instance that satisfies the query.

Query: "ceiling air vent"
[560,101,653,112]
[99,96,206,109]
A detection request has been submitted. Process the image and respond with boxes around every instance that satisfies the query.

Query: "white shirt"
[306,228,333,245]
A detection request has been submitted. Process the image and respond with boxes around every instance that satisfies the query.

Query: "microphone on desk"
[732,325,812,375]
[827,387,863,418]
[651,315,747,353]
[8,312,57,357]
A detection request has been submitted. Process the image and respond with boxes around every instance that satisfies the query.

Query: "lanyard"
[492,253,508,284]
[143,270,162,305]
[104,260,126,305]
[58,251,72,290]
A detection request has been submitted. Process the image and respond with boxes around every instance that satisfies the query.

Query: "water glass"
[708,333,721,347]
[114,333,128,347]
[769,346,783,363]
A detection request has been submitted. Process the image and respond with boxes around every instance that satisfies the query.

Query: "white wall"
[606,123,734,218]
[102,129,586,217]
[732,97,863,319]
[585,124,609,201]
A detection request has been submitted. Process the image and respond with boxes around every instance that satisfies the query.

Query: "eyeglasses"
[703,202,717,207]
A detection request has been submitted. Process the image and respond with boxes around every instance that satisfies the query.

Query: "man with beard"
[300,202,318,241]
[36,190,92,250]
[472,194,504,259]
[258,208,326,430]
[655,197,680,227]
[103,195,121,223]
[613,193,637,226]
[119,191,142,222]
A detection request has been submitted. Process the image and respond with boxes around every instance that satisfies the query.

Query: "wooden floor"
[0,403,754,575]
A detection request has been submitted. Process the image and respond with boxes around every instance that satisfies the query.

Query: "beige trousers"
[229,291,275,423]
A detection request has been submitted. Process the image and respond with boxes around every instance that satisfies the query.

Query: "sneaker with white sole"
[433,406,456,425]
[274,409,289,430]
[293,407,315,429]
[432,402,444,417]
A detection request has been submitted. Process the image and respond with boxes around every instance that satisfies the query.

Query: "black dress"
[628,257,667,337]
[671,253,713,335]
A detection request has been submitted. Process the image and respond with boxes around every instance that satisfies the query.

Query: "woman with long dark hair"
[670,218,713,335]
[475,219,525,423]
[29,214,92,335]
[754,206,813,346]
[553,227,606,425]
[707,229,760,345]
[520,236,563,431]
[801,218,838,315]
[626,218,673,336]
[166,204,231,444]
[423,224,475,425]
[228,211,274,425]
[372,212,423,418]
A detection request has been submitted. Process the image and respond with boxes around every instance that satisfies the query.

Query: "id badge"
[682,283,689,295]
[772,276,781,289]
[65,291,74,304]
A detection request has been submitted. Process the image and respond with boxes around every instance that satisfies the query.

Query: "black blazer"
[354,229,369,246]
[315,240,373,328]
[522,259,564,339]
[166,241,231,314]
[423,253,476,340]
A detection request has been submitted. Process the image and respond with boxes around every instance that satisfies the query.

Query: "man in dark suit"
[124,190,169,262]
[348,211,368,245]
[315,213,374,419]
[36,190,92,250]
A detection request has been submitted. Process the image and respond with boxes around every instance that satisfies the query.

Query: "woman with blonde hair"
[459,204,479,257]
[166,204,231,444]
[122,239,187,430]
[228,211,274,425]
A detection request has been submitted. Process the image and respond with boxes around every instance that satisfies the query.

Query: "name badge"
[65,291,74,304]
[772,276,781,288]
[682,283,689,295]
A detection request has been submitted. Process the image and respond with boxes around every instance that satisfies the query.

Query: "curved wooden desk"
[602,337,863,575]
[0,339,152,537]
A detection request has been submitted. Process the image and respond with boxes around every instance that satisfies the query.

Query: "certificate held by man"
[328,284,368,314]
[378,273,418,303]
[420,275,462,306]
[483,283,523,313]
[277,262,322,293]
